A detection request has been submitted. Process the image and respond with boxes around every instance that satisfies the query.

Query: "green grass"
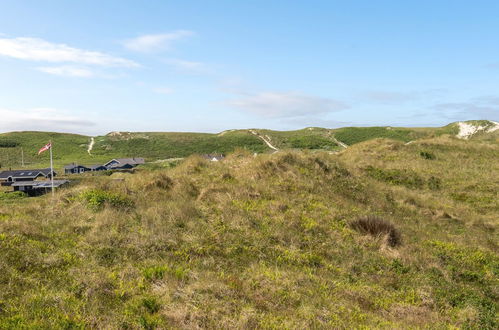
[92,130,269,159]
[1,121,497,170]
[332,127,422,145]
[0,131,93,169]
[254,128,340,150]
[0,134,497,328]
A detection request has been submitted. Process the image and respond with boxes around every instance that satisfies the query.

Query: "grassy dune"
[1,121,496,170]
[0,136,497,328]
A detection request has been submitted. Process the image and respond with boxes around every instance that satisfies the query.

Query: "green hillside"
[0,121,497,171]
[92,131,269,159]
[0,135,497,328]
[0,131,93,169]
[250,128,340,149]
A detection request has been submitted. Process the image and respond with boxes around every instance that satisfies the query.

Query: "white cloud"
[123,30,194,53]
[153,87,174,94]
[433,101,499,120]
[227,91,349,118]
[357,89,446,104]
[0,37,138,67]
[164,58,209,73]
[36,65,95,78]
[0,108,96,133]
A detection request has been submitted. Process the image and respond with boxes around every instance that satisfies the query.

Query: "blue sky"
[0,0,498,135]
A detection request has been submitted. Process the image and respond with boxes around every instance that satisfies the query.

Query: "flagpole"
[49,140,54,197]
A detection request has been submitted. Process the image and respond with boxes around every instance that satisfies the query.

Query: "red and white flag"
[38,142,52,155]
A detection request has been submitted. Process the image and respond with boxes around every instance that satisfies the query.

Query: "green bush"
[428,176,442,190]
[365,166,425,189]
[0,140,19,148]
[334,127,413,145]
[0,191,26,200]
[288,135,337,149]
[78,189,134,211]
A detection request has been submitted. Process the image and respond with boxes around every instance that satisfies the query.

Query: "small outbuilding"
[202,154,225,162]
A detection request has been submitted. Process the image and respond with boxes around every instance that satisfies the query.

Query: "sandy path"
[331,135,348,149]
[87,137,95,155]
[249,130,279,151]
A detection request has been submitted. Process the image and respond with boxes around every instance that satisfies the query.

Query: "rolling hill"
[0,120,497,170]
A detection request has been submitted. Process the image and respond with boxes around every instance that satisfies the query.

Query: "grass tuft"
[350,215,402,247]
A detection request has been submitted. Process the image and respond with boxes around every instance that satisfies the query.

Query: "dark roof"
[104,158,145,167]
[64,164,90,170]
[0,169,54,180]
[107,163,134,169]
[38,168,56,177]
[89,164,107,170]
[11,180,69,188]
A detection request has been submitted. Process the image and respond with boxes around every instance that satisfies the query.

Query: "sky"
[0,0,498,135]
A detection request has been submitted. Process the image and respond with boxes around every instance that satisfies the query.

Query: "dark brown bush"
[147,174,175,190]
[350,215,401,247]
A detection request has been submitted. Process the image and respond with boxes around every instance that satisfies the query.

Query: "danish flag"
[38,142,52,155]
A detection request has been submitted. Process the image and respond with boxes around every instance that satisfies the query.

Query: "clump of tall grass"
[0,191,26,200]
[350,215,401,247]
[146,173,175,190]
[78,189,134,211]
[420,150,436,160]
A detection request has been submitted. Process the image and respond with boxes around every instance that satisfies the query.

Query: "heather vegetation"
[0,134,497,328]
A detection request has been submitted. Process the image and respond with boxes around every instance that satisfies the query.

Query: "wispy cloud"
[227,91,349,118]
[357,89,446,104]
[485,62,499,69]
[164,58,209,73]
[0,108,96,133]
[153,87,174,95]
[36,65,96,78]
[0,37,138,67]
[123,30,194,53]
[433,97,499,120]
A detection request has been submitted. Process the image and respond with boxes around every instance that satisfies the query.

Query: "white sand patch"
[486,121,499,133]
[457,122,485,139]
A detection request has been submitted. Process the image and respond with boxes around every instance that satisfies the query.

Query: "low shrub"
[350,215,401,247]
[146,174,174,190]
[427,176,442,190]
[365,166,425,189]
[0,191,26,200]
[78,189,134,211]
[420,151,436,160]
[0,140,19,148]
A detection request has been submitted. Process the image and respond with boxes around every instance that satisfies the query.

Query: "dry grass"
[0,137,497,328]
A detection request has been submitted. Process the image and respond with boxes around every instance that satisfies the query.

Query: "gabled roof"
[104,157,145,167]
[107,163,134,169]
[38,168,56,177]
[0,169,53,180]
